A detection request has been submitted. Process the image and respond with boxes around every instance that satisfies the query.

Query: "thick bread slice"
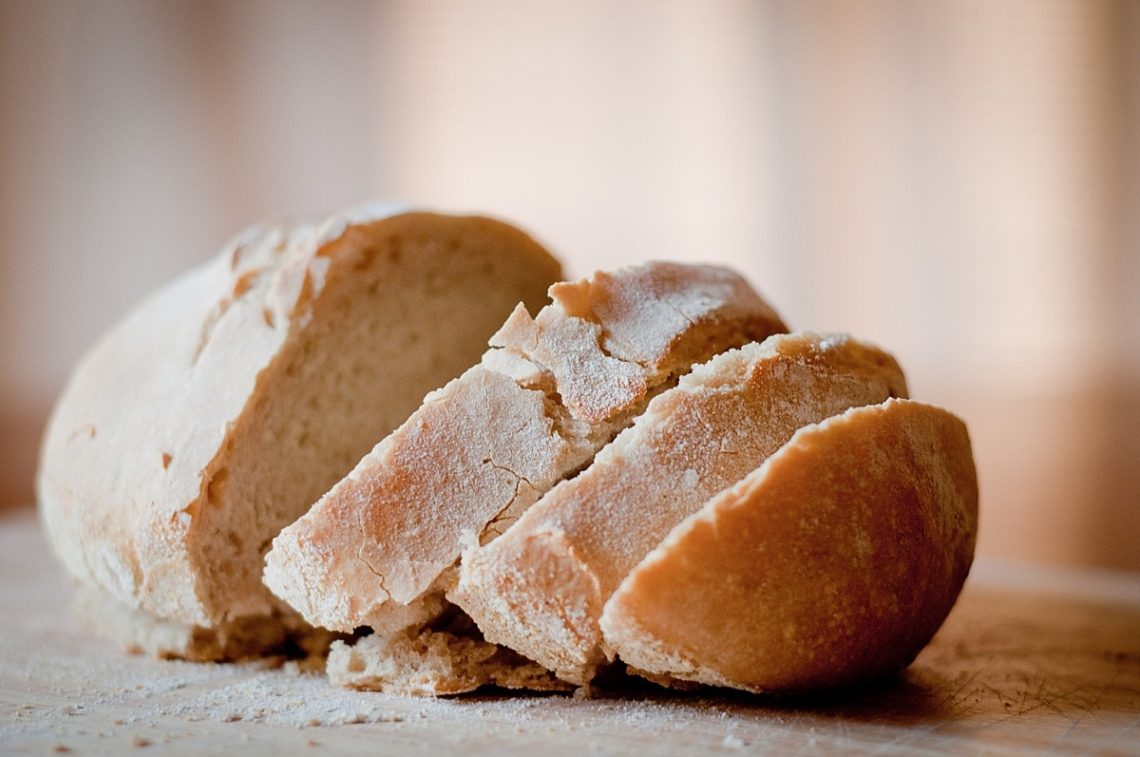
[599,399,978,693]
[453,333,908,684]
[38,205,561,645]
[264,263,786,633]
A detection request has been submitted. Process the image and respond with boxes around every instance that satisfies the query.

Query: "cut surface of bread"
[264,263,787,634]
[453,333,908,684]
[38,205,561,645]
[599,399,978,693]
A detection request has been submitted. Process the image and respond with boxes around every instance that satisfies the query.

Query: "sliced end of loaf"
[599,398,979,692]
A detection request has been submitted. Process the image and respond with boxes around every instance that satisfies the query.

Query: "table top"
[2,508,1138,756]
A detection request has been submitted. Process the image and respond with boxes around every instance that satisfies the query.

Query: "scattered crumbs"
[306,739,320,748]
[722,733,745,749]
[131,736,151,748]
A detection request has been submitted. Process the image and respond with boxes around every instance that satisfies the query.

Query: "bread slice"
[599,399,978,692]
[264,263,787,635]
[38,205,561,656]
[452,333,908,684]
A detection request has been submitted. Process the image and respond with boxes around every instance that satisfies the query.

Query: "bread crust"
[454,333,908,683]
[38,205,561,632]
[599,399,978,692]
[264,262,787,633]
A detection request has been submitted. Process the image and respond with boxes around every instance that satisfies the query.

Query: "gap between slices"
[452,332,909,684]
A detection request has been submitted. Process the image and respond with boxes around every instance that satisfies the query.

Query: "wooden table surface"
[2,508,1138,756]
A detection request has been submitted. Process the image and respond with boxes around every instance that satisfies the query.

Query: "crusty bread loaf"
[40,197,978,697]
[599,399,978,692]
[264,263,787,635]
[453,333,908,684]
[38,205,561,655]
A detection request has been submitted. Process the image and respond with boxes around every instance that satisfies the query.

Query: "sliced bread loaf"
[452,333,908,684]
[263,263,787,634]
[38,205,561,657]
[599,399,978,692]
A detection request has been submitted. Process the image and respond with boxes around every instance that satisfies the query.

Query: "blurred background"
[1,0,1137,571]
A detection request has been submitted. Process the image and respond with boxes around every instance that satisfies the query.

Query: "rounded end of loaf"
[600,398,978,693]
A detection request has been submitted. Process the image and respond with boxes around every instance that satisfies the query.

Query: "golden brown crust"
[38,205,561,633]
[453,333,908,683]
[264,263,787,634]
[599,399,978,693]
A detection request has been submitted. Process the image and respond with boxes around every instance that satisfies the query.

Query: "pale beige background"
[2,0,1137,570]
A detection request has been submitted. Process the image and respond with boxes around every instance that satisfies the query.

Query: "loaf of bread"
[37,205,562,658]
[39,202,978,697]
